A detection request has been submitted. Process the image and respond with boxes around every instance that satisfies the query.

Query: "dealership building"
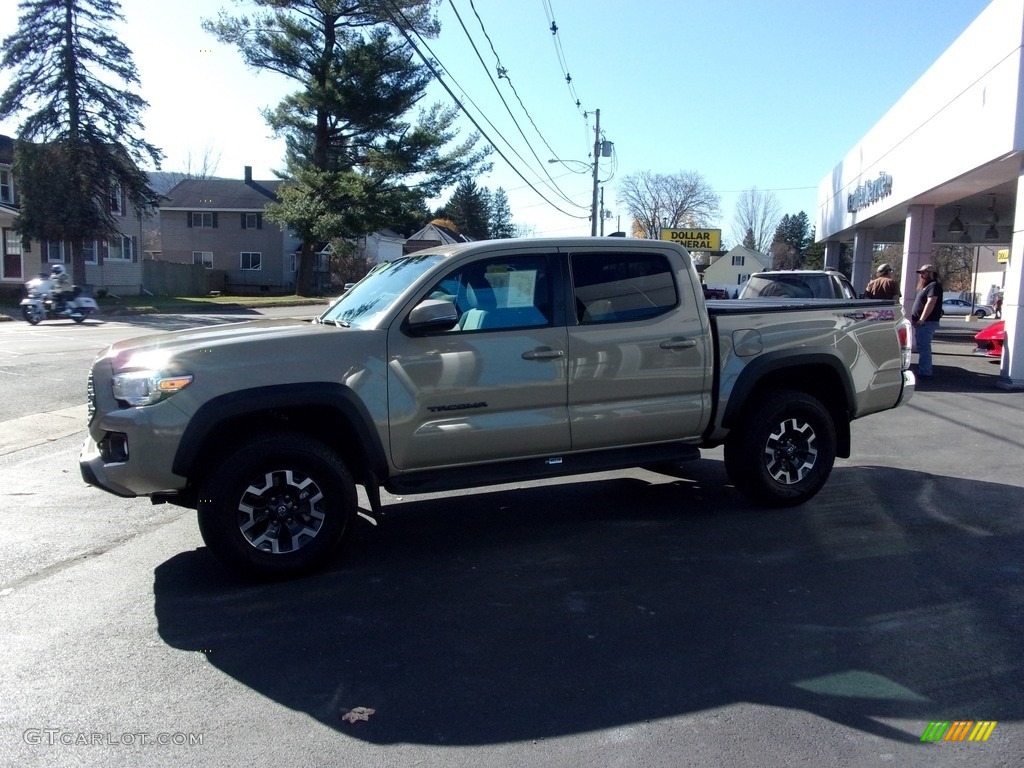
[816,0,1023,388]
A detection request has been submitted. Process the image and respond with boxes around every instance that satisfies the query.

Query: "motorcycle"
[19,274,100,325]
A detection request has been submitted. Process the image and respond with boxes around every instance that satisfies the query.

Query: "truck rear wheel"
[197,433,356,578]
[724,390,836,507]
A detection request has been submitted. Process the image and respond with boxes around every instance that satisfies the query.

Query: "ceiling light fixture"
[948,206,964,235]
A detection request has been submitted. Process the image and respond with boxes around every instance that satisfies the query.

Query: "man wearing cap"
[864,264,901,300]
[911,264,944,377]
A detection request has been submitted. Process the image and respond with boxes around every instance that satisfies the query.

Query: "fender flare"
[172,382,388,481]
[721,349,856,430]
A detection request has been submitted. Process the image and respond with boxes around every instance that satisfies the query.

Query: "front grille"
[87,372,96,424]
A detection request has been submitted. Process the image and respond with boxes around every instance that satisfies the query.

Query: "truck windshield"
[319,253,447,328]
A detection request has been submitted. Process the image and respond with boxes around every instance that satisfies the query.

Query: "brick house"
[158,167,301,294]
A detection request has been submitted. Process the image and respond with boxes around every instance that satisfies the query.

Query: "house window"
[241,251,261,270]
[0,169,12,204]
[110,183,123,215]
[81,240,97,265]
[190,212,216,228]
[737,274,751,285]
[2,227,23,279]
[193,251,213,268]
[106,235,133,261]
[731,254,745,266]
[288,253,297,273]
[242,213,262,229]
[46,240,65,262]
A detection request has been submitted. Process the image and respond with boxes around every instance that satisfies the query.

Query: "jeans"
[915,321,940,375]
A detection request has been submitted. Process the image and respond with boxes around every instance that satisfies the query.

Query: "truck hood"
[102,318,331,370]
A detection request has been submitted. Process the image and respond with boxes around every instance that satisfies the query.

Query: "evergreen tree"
[444,178,491,240]
[770,212,813,269]
[742,226,756,250]
[0,0,162,283]
[205,1,490,295]
[489,187,517,239]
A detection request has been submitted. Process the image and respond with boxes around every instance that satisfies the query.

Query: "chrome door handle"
[522,348,565,360]
[660,338,698,349]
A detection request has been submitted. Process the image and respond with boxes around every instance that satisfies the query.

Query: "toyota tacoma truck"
[80,238,914,578]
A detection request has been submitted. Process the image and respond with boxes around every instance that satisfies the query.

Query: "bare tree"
[161,144,222,188]
[731,187,781,254]
[618,170,721,239]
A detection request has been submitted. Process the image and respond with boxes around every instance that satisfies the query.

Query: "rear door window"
[570,252,678,324]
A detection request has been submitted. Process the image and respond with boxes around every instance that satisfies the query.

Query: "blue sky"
[0,0,996,241]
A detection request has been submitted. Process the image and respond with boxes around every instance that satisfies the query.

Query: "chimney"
[244,166,252,183]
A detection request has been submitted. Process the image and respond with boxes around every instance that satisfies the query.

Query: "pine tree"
[205,1,491,295]
[489,187,517,239]
[444,178,491,240]
[0,0,161,283]
[770,212,813,269]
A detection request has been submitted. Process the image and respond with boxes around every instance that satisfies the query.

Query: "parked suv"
[738,268,857,300]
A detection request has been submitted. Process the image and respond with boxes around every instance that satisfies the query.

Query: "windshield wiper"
[332,318,350,328]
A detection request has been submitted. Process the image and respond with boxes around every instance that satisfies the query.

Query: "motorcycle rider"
[50,264,74,313]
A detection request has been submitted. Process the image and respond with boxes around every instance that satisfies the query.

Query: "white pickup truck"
[81,237,914,577]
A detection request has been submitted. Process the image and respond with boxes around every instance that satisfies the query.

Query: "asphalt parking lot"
[2,308,1021,767]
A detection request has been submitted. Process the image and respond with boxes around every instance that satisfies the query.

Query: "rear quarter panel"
[707,300,907,436]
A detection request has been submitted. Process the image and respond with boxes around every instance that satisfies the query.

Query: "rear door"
[566,246,712,451]
[387,249,570,470]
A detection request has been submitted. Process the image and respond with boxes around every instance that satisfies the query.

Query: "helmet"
[51,264,65,276]
[876,263,893,275]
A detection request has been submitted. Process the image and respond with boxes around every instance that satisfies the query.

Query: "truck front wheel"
[724,390,836,507]
[197,433,356,578]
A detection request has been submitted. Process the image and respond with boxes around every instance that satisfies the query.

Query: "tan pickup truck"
[81,238,914,577]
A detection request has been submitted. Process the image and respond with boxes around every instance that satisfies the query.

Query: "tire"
[197,433,356,578]
[72,312,87,324]
[26,308,41,325]
[724,390,837,507]
[974,309,987,318]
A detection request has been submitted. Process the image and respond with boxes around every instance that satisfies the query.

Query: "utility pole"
[591,108,600,236]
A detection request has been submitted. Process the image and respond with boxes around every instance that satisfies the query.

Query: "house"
[701,245,771,297]
[403,222,470,254]
[158,166,300,294]
[0,135,25,294]
[1,133,148,297]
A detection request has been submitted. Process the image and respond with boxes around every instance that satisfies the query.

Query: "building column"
[851,228,875,296]
[823,241,841,270]
[900,205,935,335]
[998,170,1024,389]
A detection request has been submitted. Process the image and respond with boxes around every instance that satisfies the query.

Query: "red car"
[973,320,1005,358]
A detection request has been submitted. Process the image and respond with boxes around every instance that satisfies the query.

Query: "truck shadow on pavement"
[153,461,1024,745]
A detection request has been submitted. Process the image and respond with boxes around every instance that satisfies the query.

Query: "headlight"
[112,370,194,406]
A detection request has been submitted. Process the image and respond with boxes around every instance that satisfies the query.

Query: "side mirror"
[406,298,459,334]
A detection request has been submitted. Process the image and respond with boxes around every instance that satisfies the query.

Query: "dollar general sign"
[660,228,721,250]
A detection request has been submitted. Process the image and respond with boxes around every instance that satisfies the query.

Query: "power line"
[381,2,589,219]
[448,0,584,209]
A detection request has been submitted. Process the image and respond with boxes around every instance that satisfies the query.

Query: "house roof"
[406,222,470,244]
[160,177,283,211]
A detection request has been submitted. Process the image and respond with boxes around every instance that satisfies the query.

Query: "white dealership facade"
[816,0,1024,388]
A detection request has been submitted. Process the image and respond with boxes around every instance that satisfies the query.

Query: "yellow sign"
[997,248,1009,264]
[660,228,721,251]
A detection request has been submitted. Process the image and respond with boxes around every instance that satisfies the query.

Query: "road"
[1,310,1022,767]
